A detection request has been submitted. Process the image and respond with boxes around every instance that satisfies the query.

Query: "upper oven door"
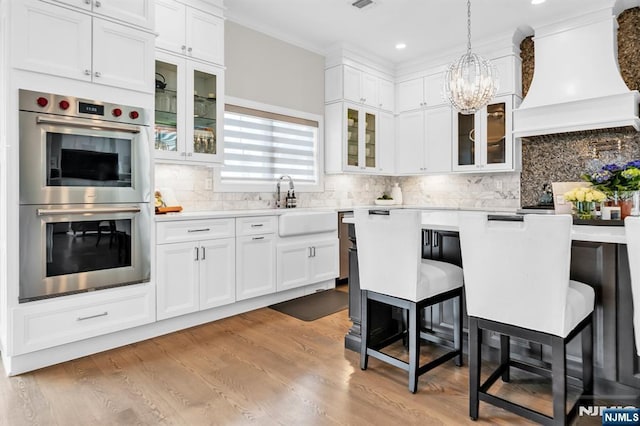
[19,111,151,205]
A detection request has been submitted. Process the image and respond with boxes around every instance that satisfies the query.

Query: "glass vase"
[572,201,596,220]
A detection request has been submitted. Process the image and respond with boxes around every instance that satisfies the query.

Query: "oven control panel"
[19,89,147,126]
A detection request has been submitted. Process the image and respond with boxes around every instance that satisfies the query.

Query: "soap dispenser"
[391,182,403,205]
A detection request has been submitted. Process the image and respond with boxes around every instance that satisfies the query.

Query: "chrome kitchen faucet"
[276,175,296,208]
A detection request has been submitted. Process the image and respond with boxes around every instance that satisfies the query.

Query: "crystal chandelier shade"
[444,0,499,115]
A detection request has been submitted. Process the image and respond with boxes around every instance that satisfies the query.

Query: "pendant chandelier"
[443,0,499,115]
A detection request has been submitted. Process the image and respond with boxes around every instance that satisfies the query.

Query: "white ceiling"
[224,0,616,66]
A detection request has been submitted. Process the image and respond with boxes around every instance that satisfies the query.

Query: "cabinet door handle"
[201,246,206,260]
[308,247,312,257]
[94,71,102,78]
[251,224,264,228]
[312,247,316,257]
[188,228,210,233]
[252,236,264,241]
[187,152,193,156]
[187,47,193,53]
[195,247,199,261]
[94,0,101,7]
[77,311,108,321]
[181,45,186,51]
[84,69,91,76]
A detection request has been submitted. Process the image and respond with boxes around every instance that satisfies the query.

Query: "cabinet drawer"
[12,284,155,355]
[236,216,277,236]
[157,218,235,244]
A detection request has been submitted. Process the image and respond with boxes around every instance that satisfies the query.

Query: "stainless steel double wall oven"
[19,90,151,302]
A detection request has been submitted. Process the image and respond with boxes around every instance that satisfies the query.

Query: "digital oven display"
[78,102,105,116]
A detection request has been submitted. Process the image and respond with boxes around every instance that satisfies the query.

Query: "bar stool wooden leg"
[454,294,463,367]
[360,290,369,371]
[469,317,480,420]
[500,334,510,382]
[551,335,567,425]
[409,302,420,393]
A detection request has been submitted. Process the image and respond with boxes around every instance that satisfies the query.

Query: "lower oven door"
[19,203,151,303]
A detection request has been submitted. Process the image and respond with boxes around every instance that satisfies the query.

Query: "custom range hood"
[513,7,640,138]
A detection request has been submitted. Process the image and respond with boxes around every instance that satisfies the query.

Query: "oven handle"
[37,206,142,216]
[36,116,142,133]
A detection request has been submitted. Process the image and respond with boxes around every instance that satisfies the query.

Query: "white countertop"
[341,209,627,244]
[156,206,626,244]
[154,207,337,222]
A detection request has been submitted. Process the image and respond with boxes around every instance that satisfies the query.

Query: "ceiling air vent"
[352,0,374,9]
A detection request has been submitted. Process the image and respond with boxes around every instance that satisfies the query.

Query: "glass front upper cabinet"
[344,104,377,172]
[453,95,515,172]
[154,52,224,164]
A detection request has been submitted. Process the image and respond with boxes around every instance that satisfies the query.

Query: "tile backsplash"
[520,131,640,207]
[154,164,520,211]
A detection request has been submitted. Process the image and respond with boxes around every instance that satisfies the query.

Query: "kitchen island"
[343,209,639,397]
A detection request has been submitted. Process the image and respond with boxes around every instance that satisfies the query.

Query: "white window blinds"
[221,104,319,185]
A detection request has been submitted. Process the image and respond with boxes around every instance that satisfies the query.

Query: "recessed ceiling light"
[395,43,407,50]
[531,0,546,4]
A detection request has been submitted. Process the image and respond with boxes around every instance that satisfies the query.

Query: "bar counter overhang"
[343,209,639,398]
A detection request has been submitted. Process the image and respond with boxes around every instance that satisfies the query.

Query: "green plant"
[582,160,640,197]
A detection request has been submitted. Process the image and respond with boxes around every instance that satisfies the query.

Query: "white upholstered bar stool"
[459,213,594,426]
[624,216,640,356]
[354,209,464,393]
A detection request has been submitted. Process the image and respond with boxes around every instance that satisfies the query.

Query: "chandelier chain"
[467,0,471,54]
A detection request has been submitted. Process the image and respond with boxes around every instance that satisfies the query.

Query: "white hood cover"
[513,8,640,137]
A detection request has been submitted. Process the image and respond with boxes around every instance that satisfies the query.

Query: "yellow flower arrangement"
[563,187,606,203]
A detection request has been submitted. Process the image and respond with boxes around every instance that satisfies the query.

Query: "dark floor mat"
[269,289,348,321]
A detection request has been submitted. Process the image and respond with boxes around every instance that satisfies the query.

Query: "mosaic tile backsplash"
[154,164,520,211]
[520,132,640,207]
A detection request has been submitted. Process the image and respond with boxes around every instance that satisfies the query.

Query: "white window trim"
[214,96,324,193]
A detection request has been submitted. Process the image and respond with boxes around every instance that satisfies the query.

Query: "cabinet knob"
[187,47,193,53]
[94,71,101,78]
[181,45,186,51]
[187,152,193,156]
[94,0,101,7]
[181,152,187,156]
[84,0,90,4]
[84,69,91,76]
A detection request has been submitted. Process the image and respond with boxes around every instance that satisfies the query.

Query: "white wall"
[224,21,325,115]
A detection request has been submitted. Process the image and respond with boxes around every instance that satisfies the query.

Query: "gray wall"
[224,21,325,115]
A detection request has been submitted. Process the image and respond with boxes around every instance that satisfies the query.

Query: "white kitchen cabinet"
[199,238,236,311]
[12,283,155,355]
[156,241,200,319]
[396,106,453,175]
[51,0,154,29]
[397,72,446,113]
[325,102,388,174]
[276,237,338,292]
[156,219,236,320]
[377,111,395,174]
[453,95,519,172]
[155,51,224,163]
[155,0,224,66]
[325,65,394,112]
[235,216,277,301]
[13,0,154,93]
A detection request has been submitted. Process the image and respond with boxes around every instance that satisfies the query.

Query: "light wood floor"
[0,287,599,425]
